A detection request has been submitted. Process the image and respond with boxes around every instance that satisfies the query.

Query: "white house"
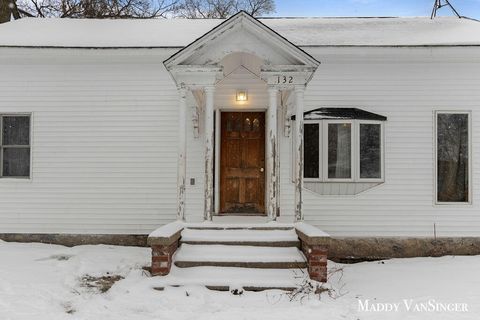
[0,12,479,284]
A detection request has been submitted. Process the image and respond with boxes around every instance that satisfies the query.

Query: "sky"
[268,0,480,19]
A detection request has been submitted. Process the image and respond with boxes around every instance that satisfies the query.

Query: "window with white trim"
[1,115,31,178]
[435,111,471,204]
[299,108,386,182]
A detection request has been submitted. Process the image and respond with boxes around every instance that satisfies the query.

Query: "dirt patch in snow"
[80,274,124,293]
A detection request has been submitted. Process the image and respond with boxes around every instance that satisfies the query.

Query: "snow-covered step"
[152,265,306,291]
[174,244,307,268]
[180,228,300,247]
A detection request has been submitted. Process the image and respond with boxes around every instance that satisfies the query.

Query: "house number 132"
[277,75,294,84]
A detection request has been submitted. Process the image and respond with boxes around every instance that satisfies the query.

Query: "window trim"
[0,113,32,180]
[434,110,472,206]
[356,120,385,183]
[303,120,323,182]
[323,119,355,182]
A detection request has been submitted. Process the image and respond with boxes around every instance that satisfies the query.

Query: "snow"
[188,219,295,228]
[175,244,306,263]
[151,265,305,288]
[1,241,480,319]
[148,221,183,239]
[0,17,480,47]
[181,228,299,242]
[295,222,330,238]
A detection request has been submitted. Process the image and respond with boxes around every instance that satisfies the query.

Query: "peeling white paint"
[294,86,305,222]
[204,86,215,221]
[267,87,278,221]
[177,85,188,221]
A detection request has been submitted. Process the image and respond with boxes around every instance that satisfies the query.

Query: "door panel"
[220,112,265,214]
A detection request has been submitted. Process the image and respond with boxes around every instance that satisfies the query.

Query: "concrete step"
[174,244,307,269]
[151,265,307,291]
[155,285,298,292]
[180,228,300,247]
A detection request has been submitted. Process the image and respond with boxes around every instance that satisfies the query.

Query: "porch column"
[176,85,187,221]
[294,85,305,221]
[204,86,215,221]
[266,86,278,220]
[214,108,221,214]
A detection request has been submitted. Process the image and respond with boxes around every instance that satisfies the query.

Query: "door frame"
[214,108,267,215]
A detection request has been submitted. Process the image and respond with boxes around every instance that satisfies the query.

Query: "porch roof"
[1,16,480,48]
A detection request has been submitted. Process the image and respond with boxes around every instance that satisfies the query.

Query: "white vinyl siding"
[280,47,480,237]
[1,46,480,237]
[0,49,179,234]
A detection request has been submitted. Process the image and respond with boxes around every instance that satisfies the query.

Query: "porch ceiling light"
[236,90,248,102]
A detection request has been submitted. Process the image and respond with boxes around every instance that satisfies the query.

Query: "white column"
[266,86,278,221]
[204,86,215,221]
[294,85,305,221]
[214,108,221,214]
[177,85,187,221]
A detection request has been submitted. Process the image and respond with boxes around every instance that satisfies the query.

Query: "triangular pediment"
[164,11,320,69]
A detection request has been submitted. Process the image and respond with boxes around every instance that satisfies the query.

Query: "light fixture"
[236,90,248,102]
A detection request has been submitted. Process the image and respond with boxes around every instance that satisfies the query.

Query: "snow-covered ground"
[0,240,479,320]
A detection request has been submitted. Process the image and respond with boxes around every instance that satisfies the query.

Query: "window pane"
[3,147,30,177]
[3,116,30,145]
[437,113,469,202]
[360,124,381,179]
[304,123,319,178]
[328,123,351,179]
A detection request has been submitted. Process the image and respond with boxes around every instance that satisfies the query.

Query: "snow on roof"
[292,107,387,121]
[1,16,480,48]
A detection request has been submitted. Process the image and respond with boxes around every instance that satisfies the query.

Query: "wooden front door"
[220,112,265,214]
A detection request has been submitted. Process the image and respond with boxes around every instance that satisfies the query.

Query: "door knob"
[260,168,264,172]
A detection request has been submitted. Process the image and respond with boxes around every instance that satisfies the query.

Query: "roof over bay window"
[292,107,387,121]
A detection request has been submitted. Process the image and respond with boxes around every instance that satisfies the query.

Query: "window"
[304,123,319,178]
[302,120,384,182]
[327,122,352,180]
[1,115,31,178]
[435,112,471,204]
[297,108,386,183]
[359,123,382,179]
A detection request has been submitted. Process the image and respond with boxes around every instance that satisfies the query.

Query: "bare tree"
[13,0,274,19]
[0,0,22,23]
[0,0,11,23]
[17,0,181,18]
[239,0,274,16]
[175,0,274,18]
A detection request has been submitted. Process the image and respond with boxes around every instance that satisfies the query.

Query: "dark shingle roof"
[292,108,387,121]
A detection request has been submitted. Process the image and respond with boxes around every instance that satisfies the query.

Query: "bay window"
[299,108,386,183]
